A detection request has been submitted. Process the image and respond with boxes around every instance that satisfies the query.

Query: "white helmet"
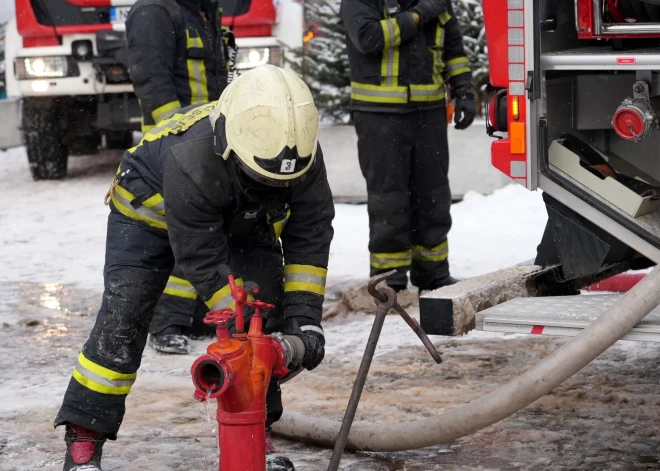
[210,65,319,187]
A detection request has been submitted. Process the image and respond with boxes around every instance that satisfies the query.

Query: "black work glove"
[282,317,325,371]
[454,92,476,130]
[412,0,448,25]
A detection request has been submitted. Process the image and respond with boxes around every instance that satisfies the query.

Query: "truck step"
[476,294,660,342]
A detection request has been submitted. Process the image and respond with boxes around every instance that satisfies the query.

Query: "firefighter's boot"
[148,325,190,354]
[63,424,107,471]
[265,426,295,470]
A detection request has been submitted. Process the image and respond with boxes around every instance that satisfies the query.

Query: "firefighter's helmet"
[210,65,319,187]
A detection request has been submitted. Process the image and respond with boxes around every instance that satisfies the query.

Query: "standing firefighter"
[56,66,334,471]
[126,0,233,353]
[341,0,476,292]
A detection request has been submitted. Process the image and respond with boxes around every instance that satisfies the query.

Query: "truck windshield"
[222,0,253,17]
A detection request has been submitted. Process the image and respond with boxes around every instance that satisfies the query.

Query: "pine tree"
[286,0,351,124]
[453,0,489,94]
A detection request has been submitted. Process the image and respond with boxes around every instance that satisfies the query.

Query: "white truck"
[1,0,303,180]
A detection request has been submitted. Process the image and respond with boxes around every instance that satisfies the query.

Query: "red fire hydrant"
[191,274,301,471]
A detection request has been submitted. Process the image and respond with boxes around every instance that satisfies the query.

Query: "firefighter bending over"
[341,0,476,292]
[126,0,234,353]
[55,66,334,471]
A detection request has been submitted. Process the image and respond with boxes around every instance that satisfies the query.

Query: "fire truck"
[1,0,303,180]
[420,0,660,341]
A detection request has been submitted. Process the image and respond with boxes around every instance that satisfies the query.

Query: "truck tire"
[106,131,134,150]
[22,98,68,180]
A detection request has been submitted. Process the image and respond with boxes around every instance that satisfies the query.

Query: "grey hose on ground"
[272,266,660,452]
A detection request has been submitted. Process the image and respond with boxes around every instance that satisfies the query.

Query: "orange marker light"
[509,122,525,154]
[511,96,520,121]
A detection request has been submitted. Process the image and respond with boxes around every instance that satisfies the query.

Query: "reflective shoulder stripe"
[284,264,327,296]
[412,240,449,262]
[152,100,182,124]
[186,29,204,48]
[142,193,165,215]
[112,185,168,230]
[205,278,244,310]
[129,102,217,153]
[163,275,198,300]
[370,250,412,269]
[73,352,136,396]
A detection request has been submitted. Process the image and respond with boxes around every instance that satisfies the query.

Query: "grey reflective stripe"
[410,87,444,98]
[166,280,196,294]
[191,59,204,104]
[446,60,469,73]
[113,187,167,224]
[385,20,396,86]
[210,294,234,311]
[413,247,448,258]
[148,200,165,213]
[370,254,412,264]
[300,325,324,336]
[284,273,327,287]
[439,28,445,48]
[352,87,407,99]
[75,362,136,389]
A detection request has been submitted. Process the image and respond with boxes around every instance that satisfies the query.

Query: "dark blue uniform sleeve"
[126,4,183,124]
[280,145,335,324]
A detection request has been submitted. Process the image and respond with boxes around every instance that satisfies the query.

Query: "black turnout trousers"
[55,206,284,436]
[353,107,453,290]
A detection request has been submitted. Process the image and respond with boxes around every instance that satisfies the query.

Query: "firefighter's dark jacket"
[126,0,228,131]
[111,103,335,324]
[340,0,473,112]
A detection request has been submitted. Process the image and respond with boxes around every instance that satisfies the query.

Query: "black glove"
[454,92,476,130]
[412,0,448,25]
[282,317,325,371]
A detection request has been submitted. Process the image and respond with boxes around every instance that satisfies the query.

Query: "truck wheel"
[67,134,101,156]
[106,131,134,150]
[22,98,68,180]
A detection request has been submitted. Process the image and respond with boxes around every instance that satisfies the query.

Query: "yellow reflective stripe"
[73,369,133,395]
[351,82,408,104]
[141,123,155,133]
[73,353,136,395]
[78,352,137,381]
[142,193,165,215]
[111,185,168,230]
[446,57,471,78]
[186,29,209,105]
[284,265,328,277]
[283,265,327,296]
[269,209,291,240]
[439,11,452,25]
[370,250,412,269]
[412,240,449,262]
[380,18,401,48]
[163,276,198,300]
[152,100,182,124]
[205,278,244,310]
[410,83,446,102]
[284,281,325,296]
[129,102,216,153]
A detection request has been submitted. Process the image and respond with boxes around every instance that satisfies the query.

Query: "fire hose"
[273,265,660,454]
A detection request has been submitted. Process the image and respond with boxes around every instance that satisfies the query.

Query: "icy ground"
[1,148,659,470]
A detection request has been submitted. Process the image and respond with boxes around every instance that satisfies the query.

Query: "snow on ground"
[2,147,659,470]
